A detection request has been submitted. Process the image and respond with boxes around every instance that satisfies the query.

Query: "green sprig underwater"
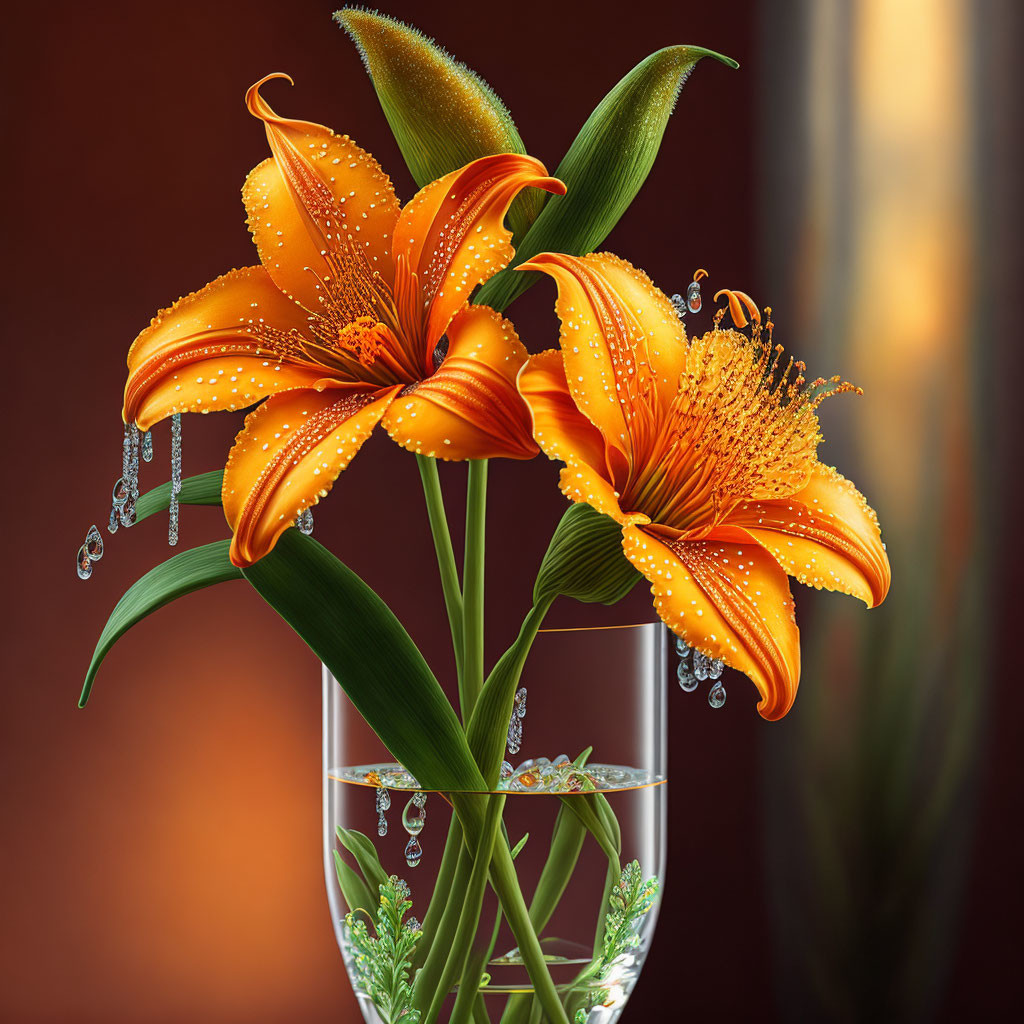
[598,861,659,978]
[345,876,423,1023]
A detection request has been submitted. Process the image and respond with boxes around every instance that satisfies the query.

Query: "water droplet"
[107,507,119,534]
[120,501,136,528]
[377,812,388,837]
[402,792,427,836]
[708,658,724,680]
[670,293,686,319]
[111,477,128,509]
[404,916,421,934]
[500,761,513,779]
[708,681,726,708]
[141,430,154,463]
[404,837,422,868]
[677,662,699,692]
[693,650,711,681]
[375,784,390,836]
[169,413,182,546]
[85,524,104,560]
[686,279,702,313]
[506,715,522,756]
[514,688,527,719]
[298,507,314,535]
[76,545,92,580]
[674,635,690,657]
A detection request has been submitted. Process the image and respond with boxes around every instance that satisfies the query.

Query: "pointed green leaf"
[79,540,243,706]
[335,8,541,237]
[242,530,485,793]
[476,45,738,311]
[533,503,640,607]
[334,849,376,919]
[134,470,224,524]
[336,827,389,894]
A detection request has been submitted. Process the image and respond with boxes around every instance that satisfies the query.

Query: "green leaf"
[335,8,541,238]
[334,849,376,919]
[242,530,486,793]
[336,827,389,895]
[134,470,224,524]
[476,45,738,311]
[79,540,243,707]
[533,503,640,607]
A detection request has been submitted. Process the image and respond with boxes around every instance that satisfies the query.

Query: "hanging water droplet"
[686,279,702,313]
[674,635,690,657]
[119,424,141,528]
[677,661,699,692]
[107,506,120,534]
[120,501,136,528]
[375,784,390,836]
[76,545,92,580]
[404,837,423,868]
[708,658,724,680]
[500,761,514,779]
[298,507,314,535]
[507,715,523,756]
[708,681,727,709]
[141,430,154,463]
[85,524,104,561]
[670,293,687,319]
[692,650,711,681]
[169,413,182,546]
[514,688,527,719]
[402,792,427,836]
[111,477,128,509]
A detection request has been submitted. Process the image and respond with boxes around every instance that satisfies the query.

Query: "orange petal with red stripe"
[124,266,325,431]
[223,384,400,565]
[725,463,891,607]
[243,74,401,313]
[381,305,536,460]
[622,524,801,720]
[392,153,565,360]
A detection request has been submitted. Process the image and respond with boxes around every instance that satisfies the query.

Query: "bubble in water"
[686,279,702,313]
[141,430,154,463]
[708,681,727,709]
[404,837,422,868]
[85,524,104,561]
[76,545,92,580]
[298,507,314,535]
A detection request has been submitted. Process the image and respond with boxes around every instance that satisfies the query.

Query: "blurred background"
[1,0,1019,1020]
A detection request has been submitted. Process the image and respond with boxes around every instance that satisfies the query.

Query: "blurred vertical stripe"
[757,1,1011,1020]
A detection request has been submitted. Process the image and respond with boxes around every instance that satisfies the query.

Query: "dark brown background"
[1,0,1020,1021]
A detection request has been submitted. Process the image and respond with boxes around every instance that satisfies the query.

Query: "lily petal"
[392,153,565,361]
[518,349,637,523]
[243,74,401,313]
[516,251,687,460]
[725,463,891,607]
[381,305,536,460]
[124,266,327,430]
[622,523,801,720]
[223,384,401,565]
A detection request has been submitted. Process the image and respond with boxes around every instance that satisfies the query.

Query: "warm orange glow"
[123,74,565,567]
[518,252,890,719]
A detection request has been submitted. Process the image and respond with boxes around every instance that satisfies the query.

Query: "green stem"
[463,459,488,716]
[417,454,466,708]
[413,815,464,971]
[413,843,472,1014]
[436,795,506,1024]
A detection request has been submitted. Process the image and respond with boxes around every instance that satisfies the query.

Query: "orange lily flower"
[517,253,890,720]
[123,74,565,566]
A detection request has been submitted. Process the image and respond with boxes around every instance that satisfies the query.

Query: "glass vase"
[323,622,668,1023]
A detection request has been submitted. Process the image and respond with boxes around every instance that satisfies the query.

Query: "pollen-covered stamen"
[623,313,862,533]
